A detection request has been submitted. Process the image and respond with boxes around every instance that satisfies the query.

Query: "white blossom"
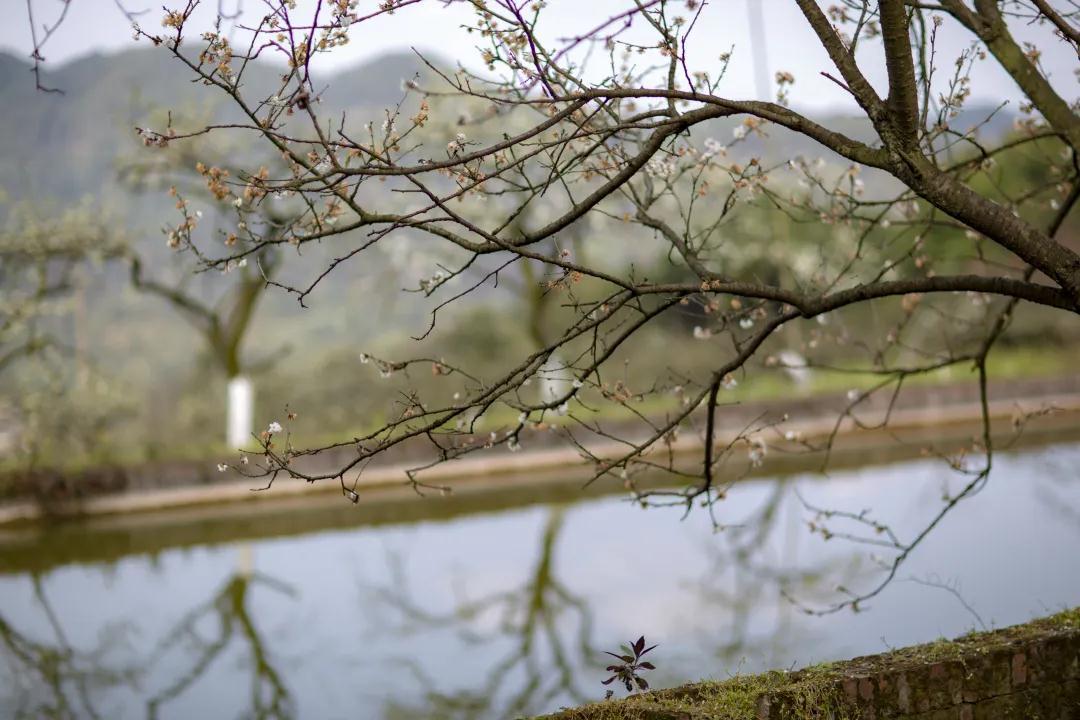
[748,438,767,467]
[222,257,248,274]
[646,157,677,178]
[267,421,283,434]
[702,138,726,158]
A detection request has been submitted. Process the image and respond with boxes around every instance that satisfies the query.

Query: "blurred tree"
[0,202,127,464]
[0,203,120,375]
[121,137,293,448]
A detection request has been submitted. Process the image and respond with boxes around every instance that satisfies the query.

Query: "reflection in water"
[372,510,599,719]
[1035,449,1080,529]
[0,578,132,720]
[0,444,1079,719]
[689,481,858,667]
[144,557,295,720]
[0,560,295,720]
[367,486,860,718]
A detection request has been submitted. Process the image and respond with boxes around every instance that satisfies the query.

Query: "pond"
[1,442,1079,719]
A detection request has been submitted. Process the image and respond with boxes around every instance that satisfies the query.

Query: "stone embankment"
[543,608,1080,719]
[2,374,1079,525]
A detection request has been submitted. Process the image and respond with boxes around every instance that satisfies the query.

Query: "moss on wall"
[541,608,1080,720]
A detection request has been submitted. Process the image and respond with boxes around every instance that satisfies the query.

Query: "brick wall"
[549,609,1080,720]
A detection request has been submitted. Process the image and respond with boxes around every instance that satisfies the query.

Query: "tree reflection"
[373,509,599,720]
[370,484,865,719]
[145,565,295,720]
[687,480,861,668]
[0,577,132,720]
[1,558,297,720]
[1035,458,1080,529]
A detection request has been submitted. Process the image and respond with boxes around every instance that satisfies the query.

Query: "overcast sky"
[4,0,1076,114]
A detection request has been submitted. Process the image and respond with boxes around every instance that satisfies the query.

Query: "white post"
[778,350,812,386]
[539,353,571,402]
[226,376,254,449]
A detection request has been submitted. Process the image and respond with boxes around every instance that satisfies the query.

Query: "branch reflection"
[369,483,861,719]
[0,577,133,720]
[687,481,861,668]
[372,508,598,720]
[144,558,296,720]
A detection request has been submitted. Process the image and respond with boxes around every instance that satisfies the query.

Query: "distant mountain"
[0,44,1017,204]
[0,48,440,204]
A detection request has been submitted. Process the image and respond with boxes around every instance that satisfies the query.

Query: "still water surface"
[1,443,1079,719]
